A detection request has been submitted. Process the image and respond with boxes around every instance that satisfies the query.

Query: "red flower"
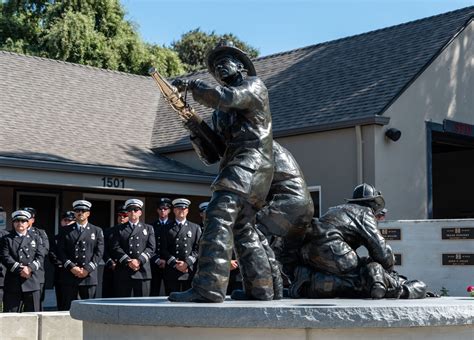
[467,285,474,292]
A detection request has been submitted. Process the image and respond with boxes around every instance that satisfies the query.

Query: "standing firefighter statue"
[151,40,276,302]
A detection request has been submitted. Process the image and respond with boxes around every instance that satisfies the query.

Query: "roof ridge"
[0,50,149,80]
[255,5,474,61]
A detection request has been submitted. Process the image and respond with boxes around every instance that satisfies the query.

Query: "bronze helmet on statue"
[345,183,385,215]
[206,40,256,77]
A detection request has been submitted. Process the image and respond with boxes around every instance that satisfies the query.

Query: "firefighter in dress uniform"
[49,211,75,310]
[110,199,155,297]
[1,210,44,312]
[150,198,173,296]
[56,200,104,310]
[23,207,49,310]
[162,198,202,295]
[102,205,128,298]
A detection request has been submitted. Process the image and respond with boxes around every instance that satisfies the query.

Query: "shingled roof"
[0,52,213,182]
[151,6,474,153]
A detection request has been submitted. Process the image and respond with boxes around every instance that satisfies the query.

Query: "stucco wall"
[277,129,358,213]
[375,21,474,219]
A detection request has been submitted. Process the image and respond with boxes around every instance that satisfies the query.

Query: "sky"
[121,0,473,57]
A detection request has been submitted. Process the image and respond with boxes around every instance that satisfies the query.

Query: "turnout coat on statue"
[56,223,104,286]
[0,231,44,292]
[190,76,274,209]
[162,220,201,281]
[110,222,155,280]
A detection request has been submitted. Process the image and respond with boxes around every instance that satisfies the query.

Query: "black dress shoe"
[168,288,213,303]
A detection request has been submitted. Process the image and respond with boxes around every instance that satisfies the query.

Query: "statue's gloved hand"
[171,78,189,92]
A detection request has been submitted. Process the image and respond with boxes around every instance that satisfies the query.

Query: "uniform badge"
[187,231,192,238]
[143,229,148,236]
[91,233,96,240]
[31,240,36,248]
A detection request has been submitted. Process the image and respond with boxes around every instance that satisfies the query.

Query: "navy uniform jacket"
[27,226,49,284]
[103,226,118,269]
[0,231,44,292]
[56,223,104,286]
[150,219,173,270]
[162,220,201,281]
[110,222,155,280]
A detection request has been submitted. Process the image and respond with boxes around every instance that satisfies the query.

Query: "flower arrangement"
[467,285,474,297]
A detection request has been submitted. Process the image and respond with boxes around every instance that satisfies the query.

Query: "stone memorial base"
[70,297,473,340]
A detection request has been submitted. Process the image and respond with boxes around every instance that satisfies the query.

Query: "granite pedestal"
[71,297,473,340]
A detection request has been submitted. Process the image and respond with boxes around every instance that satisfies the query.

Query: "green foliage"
[440,286,449,296]
[0,0,184,76]
[172,28,259,73]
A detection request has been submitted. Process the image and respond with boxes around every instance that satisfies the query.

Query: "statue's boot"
[168,288,214,303]
[256,226,283,300]
[400,280,428,299]
[364,262,387,299]
[370,283,386,299]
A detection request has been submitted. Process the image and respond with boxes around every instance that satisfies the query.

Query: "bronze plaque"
[394,254,402,266]
[442,253,474,266]
[442,227,474,240]
[380,228,401,240]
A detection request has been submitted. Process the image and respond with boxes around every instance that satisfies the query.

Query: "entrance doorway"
[17,192,58,239]
[84,194,140,230]
[17,191,59,289]
[430,124,474,218]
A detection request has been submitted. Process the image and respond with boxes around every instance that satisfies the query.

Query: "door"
[17,192,59,289]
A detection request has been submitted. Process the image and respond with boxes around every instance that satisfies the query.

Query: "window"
[307,186,321,218]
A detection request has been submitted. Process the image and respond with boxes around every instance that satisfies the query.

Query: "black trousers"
[39,282,45,310]
[164,279,192,295]
[62,285,96,310]
[102,267,116,298]
[150,268,164,296]
[53,267,65,311]
[115,279,150,297]
[3,290,40,312]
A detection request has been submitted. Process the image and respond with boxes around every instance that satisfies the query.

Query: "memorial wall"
[358,219,474,296]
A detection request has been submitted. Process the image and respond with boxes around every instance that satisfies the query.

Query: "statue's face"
[214,55,240,83]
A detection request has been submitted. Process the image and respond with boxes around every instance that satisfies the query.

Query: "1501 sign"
[101,177,125,188]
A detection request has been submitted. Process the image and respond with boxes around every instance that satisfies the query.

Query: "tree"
[0,0,184,76]
[172,28,259,73]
